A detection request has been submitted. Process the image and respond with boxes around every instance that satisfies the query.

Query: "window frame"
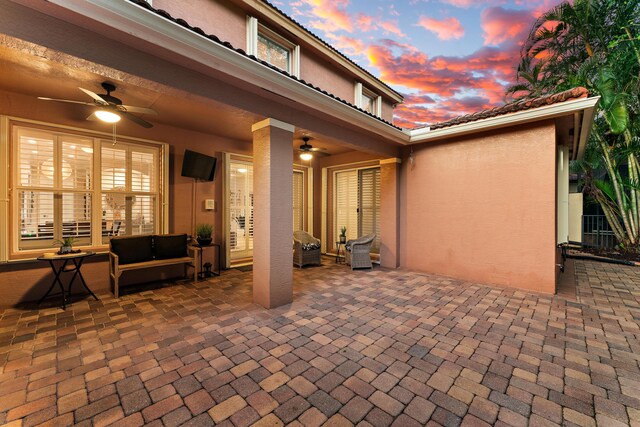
[247,16,300,78]
[3,118,168,261]
[354,82,382,117]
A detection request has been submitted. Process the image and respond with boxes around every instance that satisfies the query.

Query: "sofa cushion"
[154,234,188,260]
[110,236,154,265]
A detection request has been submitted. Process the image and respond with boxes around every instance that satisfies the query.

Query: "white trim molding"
[407,96,600,160]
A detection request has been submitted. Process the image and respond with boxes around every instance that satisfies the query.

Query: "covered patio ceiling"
[0,39,362,157]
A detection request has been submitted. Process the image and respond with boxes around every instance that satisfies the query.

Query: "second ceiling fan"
[297,136,328,160]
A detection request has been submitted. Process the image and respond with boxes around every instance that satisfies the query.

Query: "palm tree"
[507,0,640,249]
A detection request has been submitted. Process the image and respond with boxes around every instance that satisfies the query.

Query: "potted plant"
[54,236,76,254]
[339,226,347,243]
[196,223,213,246]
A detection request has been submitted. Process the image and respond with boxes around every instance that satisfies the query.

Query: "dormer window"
[247,16,300,77]
[355,83,382,117]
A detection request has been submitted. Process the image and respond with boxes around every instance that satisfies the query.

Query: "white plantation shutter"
[335,170,358,244]
[358,168,380,253]
[101,142,159,240]
[293,171,304,232]
[16,129,94,249]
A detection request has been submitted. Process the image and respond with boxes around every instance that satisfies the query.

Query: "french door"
[229,161,253,261]
[228,160,307,263]
[334,167,380,252]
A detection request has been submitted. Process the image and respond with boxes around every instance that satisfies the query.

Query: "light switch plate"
[204,199,215,210]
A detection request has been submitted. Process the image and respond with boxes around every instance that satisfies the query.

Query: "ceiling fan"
[297,136,328,160]
[38,82,157,128]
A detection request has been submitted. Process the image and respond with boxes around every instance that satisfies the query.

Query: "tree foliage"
[507,0,640,249]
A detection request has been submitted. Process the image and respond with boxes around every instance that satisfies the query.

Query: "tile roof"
[127,0,402,130]
[428,87,589,130]
[258,0,403,100]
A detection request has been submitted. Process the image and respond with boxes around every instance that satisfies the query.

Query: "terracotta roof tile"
[428,87,589,130]
[127,0,402,130]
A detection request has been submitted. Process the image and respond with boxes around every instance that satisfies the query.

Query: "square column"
[251,118,294,308]
[380,158,401,268]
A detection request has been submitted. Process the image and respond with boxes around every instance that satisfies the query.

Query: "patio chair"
[293,230,321,268]
[345,234,376,270]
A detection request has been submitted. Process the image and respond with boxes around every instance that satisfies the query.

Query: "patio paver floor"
[1,258,639,426]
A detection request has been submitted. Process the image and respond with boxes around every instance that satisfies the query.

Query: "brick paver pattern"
[0,258,639,426]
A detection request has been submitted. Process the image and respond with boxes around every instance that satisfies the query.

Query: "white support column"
[252,118,294,309]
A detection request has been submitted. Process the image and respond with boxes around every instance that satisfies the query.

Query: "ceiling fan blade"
[79,87,108,105]
[37,97,95,106]
[121,111,153,128]
[309,147,327,152]
[119,105,158,115]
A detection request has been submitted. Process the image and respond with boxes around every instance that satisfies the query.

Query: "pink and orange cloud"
[481,6,534,45]
[417,16,465,40]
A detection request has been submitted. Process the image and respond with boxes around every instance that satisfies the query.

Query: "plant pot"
[197,237,212,246]
[59,245,73,254]
[339,236,346,244]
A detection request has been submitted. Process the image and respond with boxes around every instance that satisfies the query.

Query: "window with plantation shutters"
[334,167,380,254]
[358,168,380,252]
[293,170,304,232]
[11,125,164,255]
[15,128,93,250]
[335,170,359,244]
[101,143,158,242]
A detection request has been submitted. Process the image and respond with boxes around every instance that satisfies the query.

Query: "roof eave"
[407,96,600,155]
[37,0,409,144]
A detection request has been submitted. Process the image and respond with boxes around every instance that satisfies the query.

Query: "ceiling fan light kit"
[94,109,121,123]
[297,136,328,161]
[37,81,156,129]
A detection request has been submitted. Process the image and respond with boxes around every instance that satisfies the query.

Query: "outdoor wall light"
[95,109,121,123]
[299,152,313,161]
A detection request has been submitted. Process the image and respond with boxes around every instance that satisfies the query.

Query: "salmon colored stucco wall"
[399,121,557,293]
[153,0,247,50]
[299,54,355,109]
[0,90,251,307]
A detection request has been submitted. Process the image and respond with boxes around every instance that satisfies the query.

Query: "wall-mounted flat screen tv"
[181,149,217,181]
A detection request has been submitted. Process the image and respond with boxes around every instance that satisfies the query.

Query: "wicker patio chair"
[293,230,322,268]
[345,234,376,270]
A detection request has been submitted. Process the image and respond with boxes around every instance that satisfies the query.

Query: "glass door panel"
[229,161,253,260]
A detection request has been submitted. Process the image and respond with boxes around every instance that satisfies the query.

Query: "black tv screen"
[181,149,217,181]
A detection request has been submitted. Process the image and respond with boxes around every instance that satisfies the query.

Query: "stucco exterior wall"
[0,90,251,307]
[153,0,247,50]
[399,121,558,294]
[299,53,355,107]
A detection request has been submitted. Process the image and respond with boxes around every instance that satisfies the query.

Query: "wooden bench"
[109,234,198,298]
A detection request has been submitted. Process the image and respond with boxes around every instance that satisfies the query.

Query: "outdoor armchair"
[345,234,376,270]
[293,230,322,268]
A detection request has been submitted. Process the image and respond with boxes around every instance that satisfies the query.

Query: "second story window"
[247,16,300,77]
[355,83,382,117]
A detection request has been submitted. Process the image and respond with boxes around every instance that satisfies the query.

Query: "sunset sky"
[273,0,564,128]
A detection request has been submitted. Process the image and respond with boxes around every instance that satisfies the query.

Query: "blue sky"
[273,0,563,127]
